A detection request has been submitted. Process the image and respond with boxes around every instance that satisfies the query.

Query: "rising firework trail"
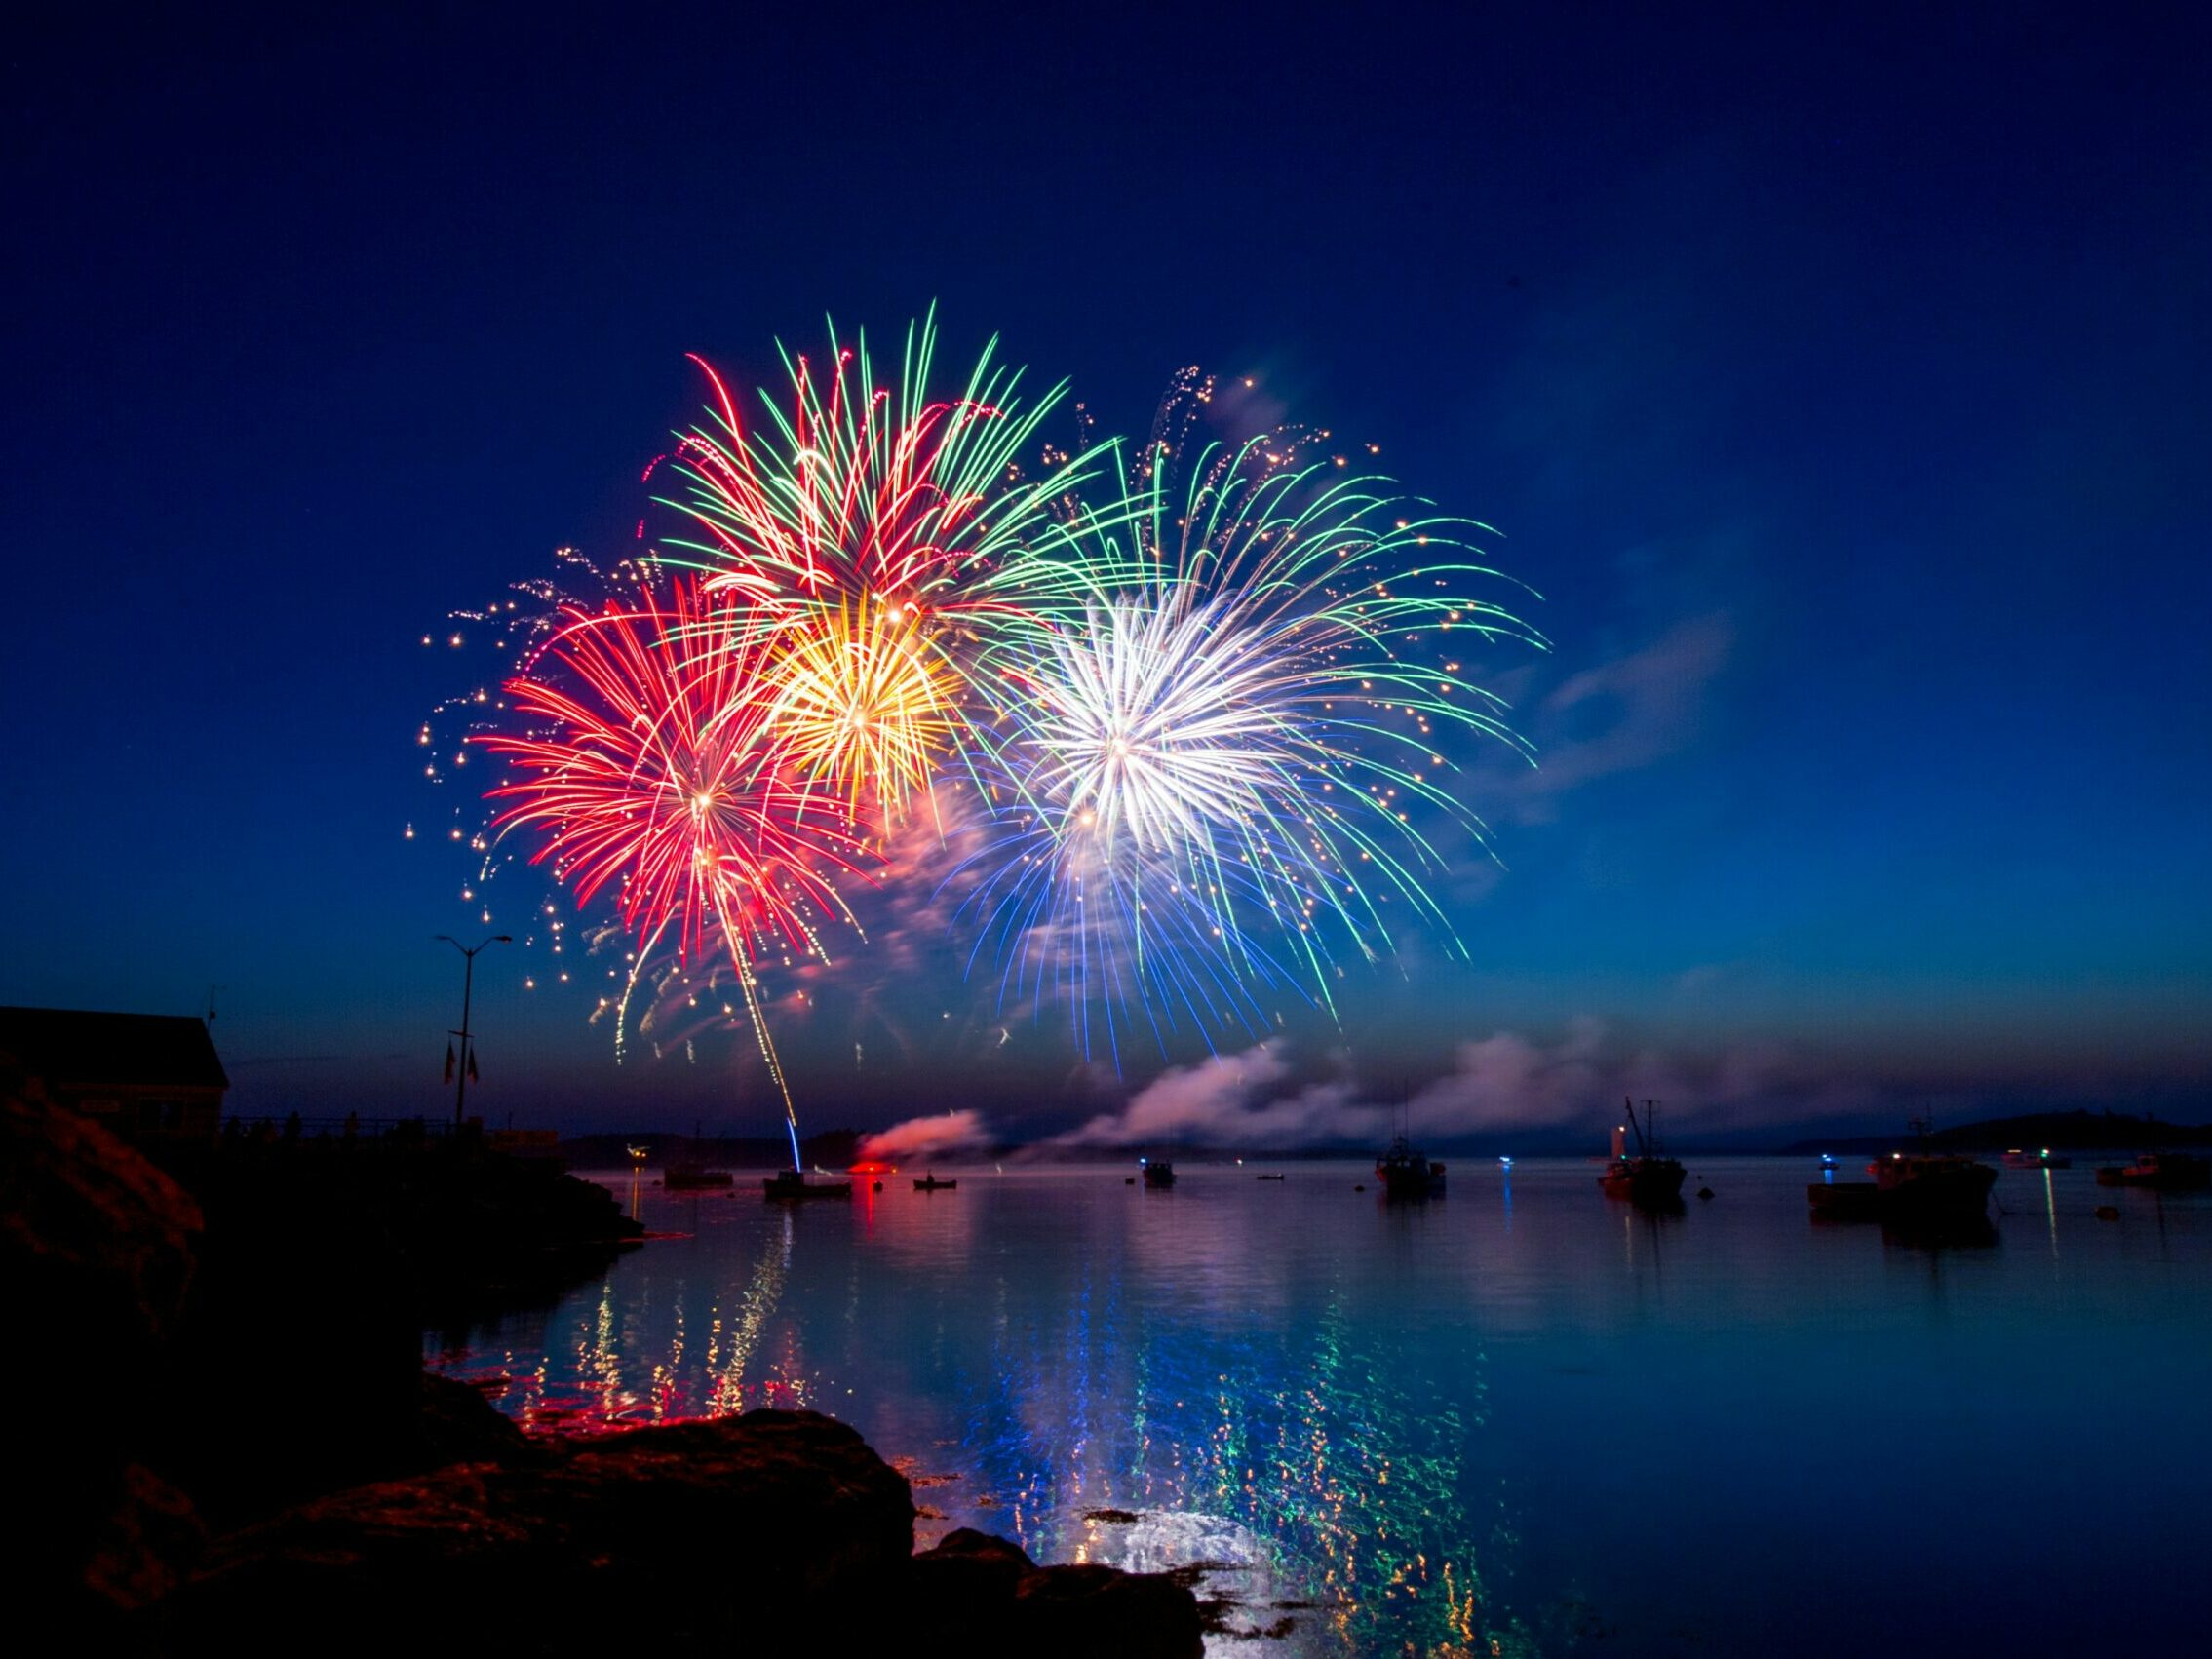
[475,573,873,1168]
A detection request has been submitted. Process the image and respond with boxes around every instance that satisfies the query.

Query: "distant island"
[1776,1109,2212,1157]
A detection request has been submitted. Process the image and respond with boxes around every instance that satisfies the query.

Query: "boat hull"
[664,1168,734,1190]
[1599,1158,1685,1205]
[761,1174,853,1200]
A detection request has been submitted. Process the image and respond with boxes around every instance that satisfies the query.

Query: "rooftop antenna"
[206,984,225,1022]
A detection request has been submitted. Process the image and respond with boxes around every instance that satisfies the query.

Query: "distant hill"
[560,1128,861,1170]
[1778,1109,2212,1157]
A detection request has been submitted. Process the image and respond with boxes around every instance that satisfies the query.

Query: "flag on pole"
[467,1048,480,1084]
[444,1042,455,1084]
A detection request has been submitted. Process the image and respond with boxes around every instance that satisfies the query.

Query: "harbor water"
[426,1155,2211,1655]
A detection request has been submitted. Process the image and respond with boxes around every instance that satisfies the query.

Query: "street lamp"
[436,934,511,1129]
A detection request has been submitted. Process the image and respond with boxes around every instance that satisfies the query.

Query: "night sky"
[5,4,2206,1140]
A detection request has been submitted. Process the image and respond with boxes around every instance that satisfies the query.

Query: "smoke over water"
[857,1109,992,1162]
[1048,1019,1981,1149]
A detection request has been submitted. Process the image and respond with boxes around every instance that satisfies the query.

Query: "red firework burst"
[474,573,870,972]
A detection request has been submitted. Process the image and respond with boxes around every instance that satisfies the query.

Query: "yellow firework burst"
[765,595,961,822]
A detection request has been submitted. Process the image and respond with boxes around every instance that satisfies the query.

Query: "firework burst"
[954,412,1544,1064]
[655,312,1123,827]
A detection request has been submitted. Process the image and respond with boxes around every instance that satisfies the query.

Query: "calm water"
[425,1157,2211,1655]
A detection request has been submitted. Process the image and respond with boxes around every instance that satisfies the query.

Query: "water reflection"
[425,1159,2212,1657]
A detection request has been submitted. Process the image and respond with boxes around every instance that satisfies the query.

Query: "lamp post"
[437,934,511,1130]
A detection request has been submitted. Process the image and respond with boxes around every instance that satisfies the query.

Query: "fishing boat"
[1598,1098,1685,1207]
[664,1163,734,1190]
[1141,1158,1176,1188]
[1810,1119,1995,1217]
[2001,1147,2072,1169]
[913,1173,958,1191]
[761,1169,852,1200]
[1375,1136,1447,1197]
[2094,1151,2211,1190]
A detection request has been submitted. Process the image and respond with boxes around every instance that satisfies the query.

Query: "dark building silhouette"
[0,1005,228,1139]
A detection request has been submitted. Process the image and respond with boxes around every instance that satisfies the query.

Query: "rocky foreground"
[165,1393,1201,1654]
[4,1089,1200,1654]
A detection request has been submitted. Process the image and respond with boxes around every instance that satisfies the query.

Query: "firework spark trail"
[951,413,1546,1066]
[475,574,874,1167]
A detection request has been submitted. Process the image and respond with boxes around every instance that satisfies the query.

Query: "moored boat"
[664,1163,734,1190]
[1375,1136,1447,1197]
[2095,1152,2211,1190]
[2001,1147,2072,1169]
[913,1173,957,1191]
[1599,1099,1684,1207]
[1141,1158,1176,1188]
[761,1169,853,1200]
[1811,1119,1996,1217]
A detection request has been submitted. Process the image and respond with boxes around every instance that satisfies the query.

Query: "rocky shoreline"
[5,1092,1201,1653]
[163,1388,1200,1654]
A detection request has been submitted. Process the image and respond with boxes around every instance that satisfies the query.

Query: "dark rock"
[2,1090,207,1628]
[902,1528,1202,1658]
[414,1370,544,1471]
[2,1089,202,1347]
[163,1409,913,1647]
[81,1463,208,1615]
[1013,1561,1207,1657]
[903,1527,1037,1650]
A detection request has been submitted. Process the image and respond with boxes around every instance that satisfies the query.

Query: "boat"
[664,1163,734,1190]
[1809,1119,1995,1217]
[2095,1152,2211,1190]
[913,1173,958,1191]
[1140,1158,1176,1188]
[1256,1173,1287,1181]
[2001,1147,2072,1169]
[1598,1098,1684,1207]
[761,1169,853,1200]
[1375,1136,1446,1198]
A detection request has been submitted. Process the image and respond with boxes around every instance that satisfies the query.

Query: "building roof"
[0,1006,230,1092]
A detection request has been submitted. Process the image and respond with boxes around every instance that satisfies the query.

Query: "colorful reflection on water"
[427,1157,2212,1656]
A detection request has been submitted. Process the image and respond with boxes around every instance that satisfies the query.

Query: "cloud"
[857,1108,992,1162]
[1404,1016,1613,1132]
[1494,613,1732,823]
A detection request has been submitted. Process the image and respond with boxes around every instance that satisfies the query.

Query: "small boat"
[1256,1173,1287,1181]
[664,1163,734,1190]
[2001,1147,2072,1169]
[1140,1158,1176,1188]
[1375,1136,1446,1198]
[1598,1099,1684,1207]
[2095,1152,2211,1190]
[761,1169,853,1200]
[913,1173,958,1191]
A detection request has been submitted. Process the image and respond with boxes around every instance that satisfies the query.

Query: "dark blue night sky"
[4,4,2206,1138]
